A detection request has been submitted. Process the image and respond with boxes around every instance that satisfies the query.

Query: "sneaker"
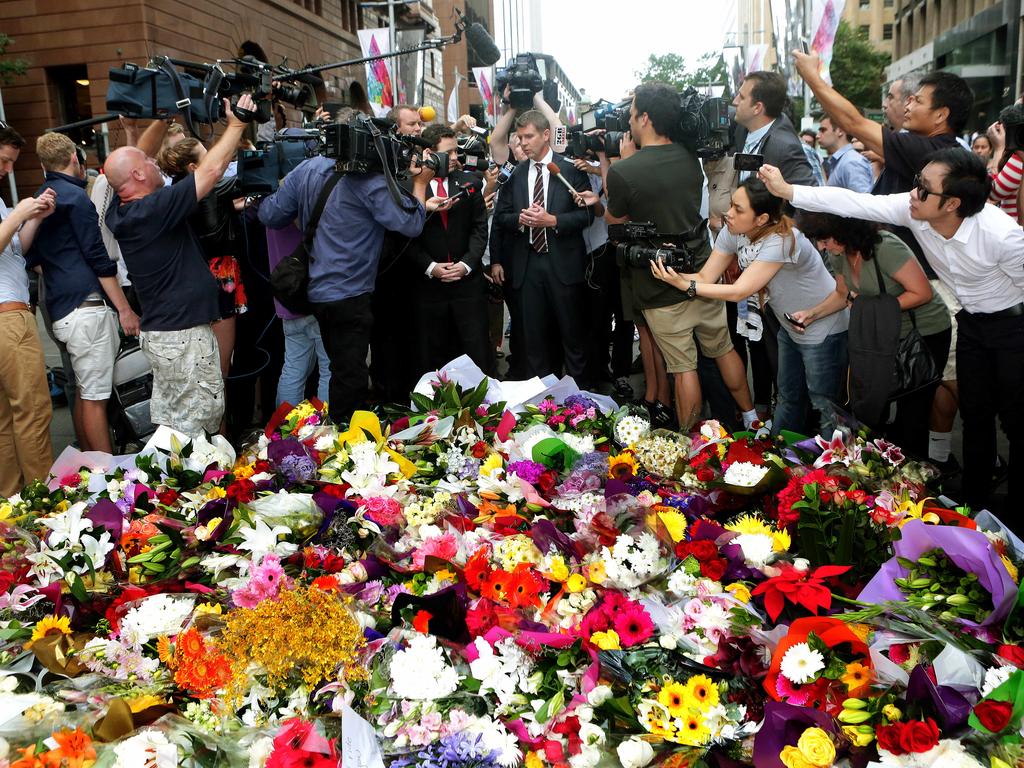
[613,376,634,400]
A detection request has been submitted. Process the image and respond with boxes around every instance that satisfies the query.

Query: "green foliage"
[636,51,731,97]
[0,34,28,85]
[828,21,891,112]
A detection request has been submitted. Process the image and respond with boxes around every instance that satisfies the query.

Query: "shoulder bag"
[270,171,343,315]
[873,257,941,399]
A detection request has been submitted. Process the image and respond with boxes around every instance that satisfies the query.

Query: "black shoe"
[645,400,678,431]
[931,454,961,480]
[613,376,634,400]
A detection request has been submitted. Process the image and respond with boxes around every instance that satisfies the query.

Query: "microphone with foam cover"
[546,161,584,204]
[465,22,502,67]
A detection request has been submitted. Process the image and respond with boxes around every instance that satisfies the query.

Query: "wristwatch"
[686,280,697,299]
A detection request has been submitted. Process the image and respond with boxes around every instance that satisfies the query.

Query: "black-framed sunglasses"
[913,174,948,203]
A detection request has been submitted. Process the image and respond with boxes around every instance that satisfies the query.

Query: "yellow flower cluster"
[493,534,542,570]
[639,675,720,746]
[780,727,836,768]
[216,584,366,706]
[725,514,791,553]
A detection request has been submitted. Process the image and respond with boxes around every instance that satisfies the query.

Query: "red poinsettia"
[751,563,851,622]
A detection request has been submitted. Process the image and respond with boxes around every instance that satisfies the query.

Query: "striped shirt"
[989,151,1023,221]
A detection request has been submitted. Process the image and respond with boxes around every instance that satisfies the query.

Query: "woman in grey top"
[651,178,848,436]
[792,212,951,458]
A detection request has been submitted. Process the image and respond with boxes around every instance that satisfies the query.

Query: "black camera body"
[456,132,489,172]
[496,54,544,110]
[322,119,448,179]
[999,104,1024,152]
[609,221,696,272]
[236,130,321,195]
[562,126,605,159]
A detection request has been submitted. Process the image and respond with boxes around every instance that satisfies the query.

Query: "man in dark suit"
[493,110,594,380]
[732,71,816,187]
[408,125,491,375]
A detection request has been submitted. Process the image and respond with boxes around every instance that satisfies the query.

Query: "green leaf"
[70,573,87,602]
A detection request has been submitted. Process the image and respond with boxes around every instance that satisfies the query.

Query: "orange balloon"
[419,105,437,122]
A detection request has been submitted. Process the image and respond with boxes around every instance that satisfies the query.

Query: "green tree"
[828,20,890,112]
[0,34,29,85]
[636,51,730,96]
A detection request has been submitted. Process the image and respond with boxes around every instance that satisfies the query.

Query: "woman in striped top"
[987,104,1024,222]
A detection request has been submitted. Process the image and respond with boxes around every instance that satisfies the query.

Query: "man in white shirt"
[759,150,1024,515]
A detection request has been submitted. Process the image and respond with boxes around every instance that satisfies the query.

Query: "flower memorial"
[1,371,1023,768]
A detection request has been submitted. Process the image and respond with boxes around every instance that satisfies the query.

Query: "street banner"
[472,66,497,126]
[357,28,395,117]
[447,70,464,123]
[810,0,847,85]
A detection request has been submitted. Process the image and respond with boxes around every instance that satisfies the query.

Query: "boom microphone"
[465,23,502,67]
[546,162,584,204]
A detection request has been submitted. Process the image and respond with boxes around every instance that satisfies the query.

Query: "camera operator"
[103,94,257,437]
[493,110,593,380]
[600,82,758,432]
[490,87,564,166]
[258,113,434,420]
[408,124,491,374]
[389,104,425,138]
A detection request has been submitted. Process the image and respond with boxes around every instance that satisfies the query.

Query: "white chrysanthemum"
[562,432,595,455]
[779,642,825,684]
[722,461,769,487]
[982,664,1015,697]
[119,593,196,645]
[390,634,461,700]
[732,532,776,567]
[667,569,699,597]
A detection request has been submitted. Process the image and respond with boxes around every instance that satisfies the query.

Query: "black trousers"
[584,247,634,381]
[517,252,587,379]
[956,309,1024,515]
[312,293,374,423]
[413,289,492,377]
[369,265,413,404]
[887,327,952,459]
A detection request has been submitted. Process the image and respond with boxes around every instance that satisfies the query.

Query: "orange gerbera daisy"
[507,564,544,609]
[482,569,512,603]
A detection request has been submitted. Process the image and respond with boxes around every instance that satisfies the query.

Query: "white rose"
[659,634,678,650]
[570,746,602,768]
[574,705,594,723]
[792,557,810,572]
[617,738,654,768]
[578,722,605,746]
[587,685,613,706]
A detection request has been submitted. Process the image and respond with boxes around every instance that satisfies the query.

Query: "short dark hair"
[632,82,681,138]
[927,146,990,217]
[515,110,550,133]
[422,123,456,150]
[0,125,25,150]
[917,72,974,134]
[795,211,881,260]
[744,71,788,118]
[800,129,816,139]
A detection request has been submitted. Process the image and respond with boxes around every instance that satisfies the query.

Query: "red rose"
[691,540,719,561]
[700,558,727,581]
[320,483,349,499]
[536,470,557,495]
[897,718,940,754]
[226,479,255,503]
[974,699,1014,733]
[156,489,179,506]
[696,467,715,482]
[875,723,906,756]
[470,441,489,459]
[998,644,1024,668]
[674,542,695,559]
[254,460,271,473]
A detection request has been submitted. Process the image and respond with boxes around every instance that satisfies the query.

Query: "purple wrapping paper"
[752,701,842,768]
[85,499,125,542]
[906,664,972,731]
[857,519,1016,627]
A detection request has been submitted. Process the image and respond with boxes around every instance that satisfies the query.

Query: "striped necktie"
[530,162,547,253]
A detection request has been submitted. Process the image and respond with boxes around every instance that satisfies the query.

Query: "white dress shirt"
[740,120,775,181]
[425,177,471,278]
[0,200,29,304]
[791,185,1024,314]
[526,148,554,209]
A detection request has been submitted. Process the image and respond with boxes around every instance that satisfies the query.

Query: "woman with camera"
[987,104,1024,223]
[158,138,247,381]
[650,178,848,436]
[789,213,951,457]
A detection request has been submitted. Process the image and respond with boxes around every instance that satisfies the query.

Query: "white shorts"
[930,279,960,381]
[51,304,119,400]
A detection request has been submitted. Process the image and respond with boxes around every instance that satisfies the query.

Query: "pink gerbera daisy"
[775,674,814,706]
[612,604,655,647]
[412,533,459,569]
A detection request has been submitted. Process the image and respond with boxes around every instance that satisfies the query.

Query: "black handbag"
[872,258,941,399]
[270,171,343,315]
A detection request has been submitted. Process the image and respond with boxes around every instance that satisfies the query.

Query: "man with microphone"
[493,110,594,380]
[408,124,491,374]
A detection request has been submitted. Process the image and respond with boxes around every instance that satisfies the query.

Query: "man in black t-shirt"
[104,95,255,437]
[600,83,758,431]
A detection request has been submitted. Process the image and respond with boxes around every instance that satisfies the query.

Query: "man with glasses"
[758,150,1024,519]
[817,115,873,193]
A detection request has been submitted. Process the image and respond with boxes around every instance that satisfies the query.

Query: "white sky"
[538,0,737,104]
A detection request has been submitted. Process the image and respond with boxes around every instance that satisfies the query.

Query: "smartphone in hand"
[784,312,806,328]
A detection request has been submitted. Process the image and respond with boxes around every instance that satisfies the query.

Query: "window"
[884,0,894,5]
[860,24,871,36]
[883,23,894,39]
[47,64,94,148]
[341,0,362,32]
[860,0,870,8]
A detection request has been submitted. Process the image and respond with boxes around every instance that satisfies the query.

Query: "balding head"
[104,146,163,201]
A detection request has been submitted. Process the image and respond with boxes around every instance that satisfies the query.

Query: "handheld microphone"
[444,182,479,205]
[546,162,584,204]
[494,161,516,187]
[464,23,502,67]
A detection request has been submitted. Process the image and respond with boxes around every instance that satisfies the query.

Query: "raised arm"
[193,95,254,200]
[758,164,911,227]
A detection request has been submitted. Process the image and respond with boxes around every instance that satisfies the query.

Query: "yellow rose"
[725,582,752,603]
[796,727,836,767]
[779,745,816,768]
[882,704,902,722]
[590,629,621,650]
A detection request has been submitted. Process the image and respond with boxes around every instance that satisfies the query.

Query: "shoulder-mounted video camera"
[608,221,697,272]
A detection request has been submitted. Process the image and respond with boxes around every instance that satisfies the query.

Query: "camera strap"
[304,171,345,262]
[156,57,214,142]
[362,116,418,211]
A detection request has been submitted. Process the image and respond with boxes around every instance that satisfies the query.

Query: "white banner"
[356,28,395,117]
[810,0,847,85]
[447,71,463,123]
[472,66,497,126]
[745,44,769,74]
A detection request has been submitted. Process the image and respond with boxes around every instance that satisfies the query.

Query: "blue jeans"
[774,329,847,436]
[277,316,331,407]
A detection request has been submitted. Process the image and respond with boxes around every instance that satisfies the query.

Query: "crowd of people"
[0,46,1022,516]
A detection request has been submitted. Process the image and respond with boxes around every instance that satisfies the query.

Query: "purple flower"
[279,453,317,483]
[507,460,545,484]
[564,394,598,411]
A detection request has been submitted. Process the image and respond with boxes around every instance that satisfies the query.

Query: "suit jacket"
[493,154,594,290]
[734,112,817,186]
[408,170,489,299]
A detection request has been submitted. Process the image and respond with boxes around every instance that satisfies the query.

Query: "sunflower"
[608,452,638,480]
[29,614,72,644]
[684,674,719,710]
[657,680,691,718]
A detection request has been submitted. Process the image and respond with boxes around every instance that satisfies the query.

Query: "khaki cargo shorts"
[642,297,733,374]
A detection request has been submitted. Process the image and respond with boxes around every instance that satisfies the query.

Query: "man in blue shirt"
[30,132,139,453]
[259,126,432,420]
[817,115,874,193]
